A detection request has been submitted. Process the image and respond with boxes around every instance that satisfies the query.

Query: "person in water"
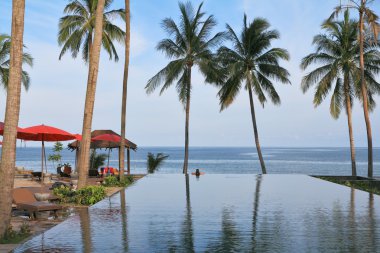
[192,169,205,176]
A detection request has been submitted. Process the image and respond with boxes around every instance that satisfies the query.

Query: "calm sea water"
[12,146,380,176]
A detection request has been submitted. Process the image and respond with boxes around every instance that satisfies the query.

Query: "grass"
[316,176,380,195]
[0,223,30,244]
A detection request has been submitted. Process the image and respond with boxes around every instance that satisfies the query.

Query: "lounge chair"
[56,167,71,178]
[88,170,100,177]
[12,188,62,220]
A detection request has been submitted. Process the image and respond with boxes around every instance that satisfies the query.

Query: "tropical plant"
[145,2,225,174]
[0,34,33,90]
[216,15,290,174]
[90,150,107,170]
[58,0,125,62]
[53,185,106,205]
[301,11,380,176]
[77,0,106,189]
[0,0,26,239]
[330,0,379,177]
[48,141,63,168]
[119,0,130,179]
[147,153,169,173]
[102,175,133,187]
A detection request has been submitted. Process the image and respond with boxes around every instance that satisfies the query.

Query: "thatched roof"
[68,130,137,151]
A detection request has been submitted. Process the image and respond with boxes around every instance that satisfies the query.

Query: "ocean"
[12,146,380,177]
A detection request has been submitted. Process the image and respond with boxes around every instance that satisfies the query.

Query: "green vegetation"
[0,34,33,90]
[317,176,380,195]
[301,10,380,177]
[90,150,107,170]
[53,185,106,205]
[145,2,224,174]
[147,153,169,173]
[58,0,125,62]
[48,141,63,168]
[102,175,134,187]
[0,223,30,244]
[216,15,290,174]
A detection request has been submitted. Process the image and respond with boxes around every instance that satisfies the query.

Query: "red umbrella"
[0,122,37,139]
[74,134,82,141]
[20,124,76,180]
[91,134,121,168]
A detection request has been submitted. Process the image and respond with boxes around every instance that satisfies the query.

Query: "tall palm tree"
[119,0,130,179]
[301,11,380,177]
[145,2,225,174]
[58,0,125,62]
[77,0,106,189]
[0,0,26,239]
[330,0,379,178]
[216,15,290,174]
[0,34,33,90]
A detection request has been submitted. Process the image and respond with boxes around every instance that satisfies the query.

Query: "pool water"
[14,174,380,252]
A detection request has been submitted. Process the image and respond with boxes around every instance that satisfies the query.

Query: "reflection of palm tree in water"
[181,174,194,252]
[368,192,376,252]
[251,174,262,251]
[205,208,242,252]
[120,190,128,252]
[78,207,92,253]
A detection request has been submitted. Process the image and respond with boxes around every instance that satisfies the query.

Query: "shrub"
[90,151,107,170]
[0,223,30,244]
[76,185,106,205]
[103,175,134,187]
[53,185,106,205]
[147,153,169,173]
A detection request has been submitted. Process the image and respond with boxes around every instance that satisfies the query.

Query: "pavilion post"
[127,148,130,175]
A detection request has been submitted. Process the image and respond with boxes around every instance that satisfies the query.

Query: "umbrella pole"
[41,140,45,184]
[44,142,48,175]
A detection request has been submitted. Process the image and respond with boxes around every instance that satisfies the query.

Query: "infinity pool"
[14,174,380,252]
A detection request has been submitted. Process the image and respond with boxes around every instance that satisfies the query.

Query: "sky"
[1,0,380,147]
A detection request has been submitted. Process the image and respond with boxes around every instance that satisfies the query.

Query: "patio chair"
[56,167,71,178]
[88,170,100,177]
[12,188,62,220]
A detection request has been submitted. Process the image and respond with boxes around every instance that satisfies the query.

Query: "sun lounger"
[12,188,62,220]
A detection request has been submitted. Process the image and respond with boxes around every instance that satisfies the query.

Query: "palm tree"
[119,0,130,179]
[147,152,169,173]
[145,2,224,174]
[330,0,379,178]
[301,11,380,177]
[216,15,290,174]
[0,34,33,90]
[77,0,106,189]
[0,0,26,239]
[58,0,125,62]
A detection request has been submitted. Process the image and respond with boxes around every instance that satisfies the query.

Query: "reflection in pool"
[14,174,380,252]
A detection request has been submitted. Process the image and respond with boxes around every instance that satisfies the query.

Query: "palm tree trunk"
[183,67,191,174]
[359,6,373,178]
[119,0,130,179]
[0,0,25,238]
[248,86,266,174]
[344,74,357,176]
[77,0,105,189]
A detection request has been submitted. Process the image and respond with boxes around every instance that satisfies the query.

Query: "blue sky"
[1,0,380,147]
